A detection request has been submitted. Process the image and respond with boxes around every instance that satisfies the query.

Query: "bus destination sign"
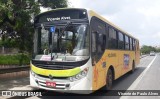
[35,9,87,23]
[47,16,71,21]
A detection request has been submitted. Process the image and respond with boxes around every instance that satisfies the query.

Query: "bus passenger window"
[118,32,124,49]
[137,41,139,50]
[125,35,129,50]
[130,38,133,50]
[133,39,135,50]
[108,27,117,49]
[102,34,106,51]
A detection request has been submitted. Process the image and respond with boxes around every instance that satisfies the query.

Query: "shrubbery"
[0,54,30,65]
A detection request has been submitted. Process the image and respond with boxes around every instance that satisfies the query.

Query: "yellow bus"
[30,8,140,94]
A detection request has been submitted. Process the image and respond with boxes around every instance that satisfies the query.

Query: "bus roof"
[87,9,138,40]
[36,8,87,17]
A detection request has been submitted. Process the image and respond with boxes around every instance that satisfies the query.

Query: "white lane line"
[120,55,157,99]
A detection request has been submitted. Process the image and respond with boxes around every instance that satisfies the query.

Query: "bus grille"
[36,74,68,80]
[33,63,75,70]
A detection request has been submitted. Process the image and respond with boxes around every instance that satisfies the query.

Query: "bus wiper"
[58,21,72,39]
[50,21,72,60]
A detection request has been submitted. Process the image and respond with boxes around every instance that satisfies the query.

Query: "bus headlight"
[69,76,74,82]
[31,70,35,77]
[75,74,80,79]
[69,67,89,82]
[31,70,37,78]
[81,68,88,76]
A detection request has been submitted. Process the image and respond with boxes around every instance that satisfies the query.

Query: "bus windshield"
[33,23,90,62]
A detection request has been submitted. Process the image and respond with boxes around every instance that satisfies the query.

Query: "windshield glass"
[33,24,90,62]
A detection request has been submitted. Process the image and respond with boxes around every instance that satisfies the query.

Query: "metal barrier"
[140,54,149,59]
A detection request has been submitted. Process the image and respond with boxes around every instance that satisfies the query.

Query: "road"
[7,53,160,99]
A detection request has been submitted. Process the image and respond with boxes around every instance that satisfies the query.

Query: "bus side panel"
[92,51,107,90]
[92,50,120,90]
[105,50,120,80]
[107,50,134,80]
[92,50,136,90]
[120,51,135,76]
[105,50,135,80]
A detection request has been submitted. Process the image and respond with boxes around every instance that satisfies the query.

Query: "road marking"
[120,55,157,99]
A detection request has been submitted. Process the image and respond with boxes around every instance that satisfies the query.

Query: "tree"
[141,45,156,54]
[38,0,68,9]
[0,0,40,53]
[0,0,68,65]
[157,48,160,52]
[0,0,68,53]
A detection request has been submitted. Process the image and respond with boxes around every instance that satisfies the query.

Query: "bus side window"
[102,34,106,51]
[118,32,124,49]
[133,39,135,50]
[92,32,96,54]
[130,38,133,50]
[108,27,117,49]
[125,35,129,50]
[97,33,106,53]
[137,41,139,50]
[135,40,138,51]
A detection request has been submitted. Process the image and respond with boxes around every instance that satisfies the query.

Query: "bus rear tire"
[130,61,135,73]
[105,68,113,90]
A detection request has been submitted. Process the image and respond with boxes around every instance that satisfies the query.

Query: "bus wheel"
[131,61,135,73]
[106,68,113,90]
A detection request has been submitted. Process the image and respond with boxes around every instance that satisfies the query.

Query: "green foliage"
[141,45,156,54]
[0,39,17,48]
[0,0,40,53]
[0,0,69,66]
[0,54,30,65]
[156,48,160,52]
[0,0,68,54]
[38,0,68,9]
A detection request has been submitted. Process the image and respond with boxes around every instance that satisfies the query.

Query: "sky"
[67,0,160,47]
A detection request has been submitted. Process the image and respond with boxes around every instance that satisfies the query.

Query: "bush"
[0,54,30,65]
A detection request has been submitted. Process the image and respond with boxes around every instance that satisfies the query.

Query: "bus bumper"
[30,71,92,94]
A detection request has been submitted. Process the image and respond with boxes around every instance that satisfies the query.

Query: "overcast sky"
[68,0,160,46]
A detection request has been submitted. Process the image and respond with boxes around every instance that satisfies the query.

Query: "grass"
[0,54,30,65]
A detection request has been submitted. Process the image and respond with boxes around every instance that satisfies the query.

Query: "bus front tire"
[106,68,113,90]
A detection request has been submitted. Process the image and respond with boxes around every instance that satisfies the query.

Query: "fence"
[0,47,19,54]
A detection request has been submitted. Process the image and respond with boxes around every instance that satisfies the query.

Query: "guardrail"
[0,65,30,74]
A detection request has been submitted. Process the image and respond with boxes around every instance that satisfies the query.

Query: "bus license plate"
[46,81,56,87]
